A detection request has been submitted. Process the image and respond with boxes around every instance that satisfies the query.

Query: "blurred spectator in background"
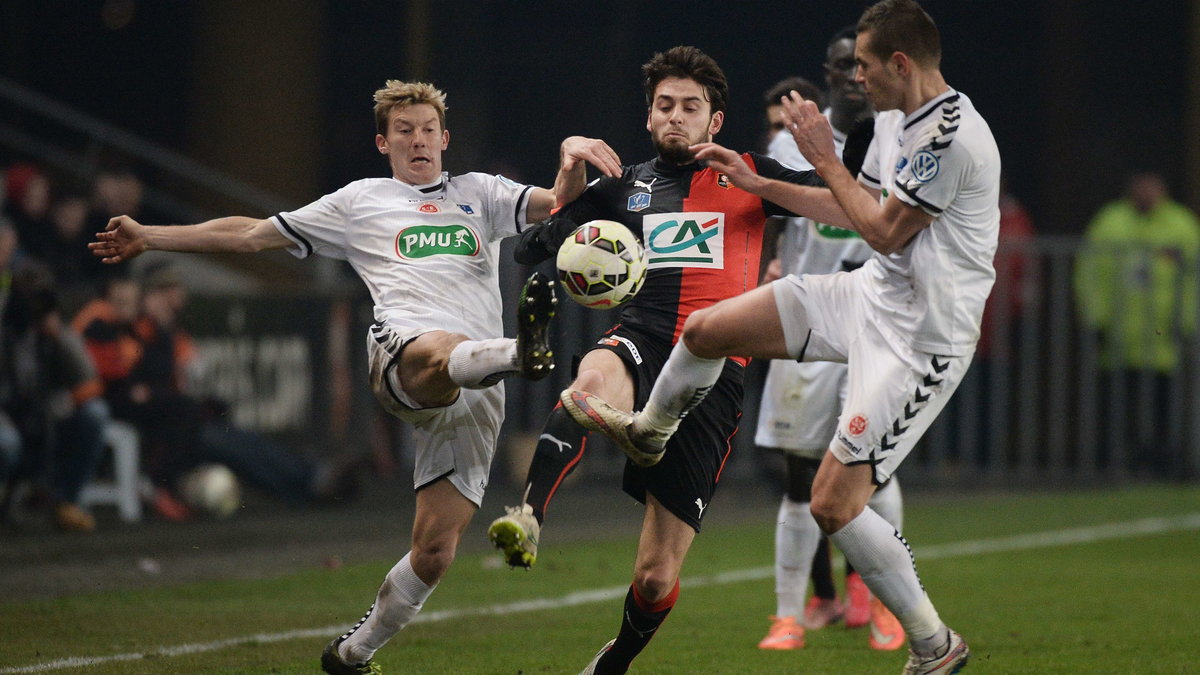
[1074,171,1200,475]
[761,76,825,154]
[74,265,359,520]
[0,262,109,532]
[2,163,54,257]
[0,221,20,497]
[48,189,116,297]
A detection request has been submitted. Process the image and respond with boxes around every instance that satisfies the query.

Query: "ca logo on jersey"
[395,224,480,259]
[641,212,725,269]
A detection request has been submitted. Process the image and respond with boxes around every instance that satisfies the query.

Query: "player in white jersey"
[89,80,621,675]
[563,2,998,672]
[754,26,906,654]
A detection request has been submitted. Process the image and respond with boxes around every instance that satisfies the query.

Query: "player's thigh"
[412,477,478,551]
[682,283,789,359]
[574,346,636,412]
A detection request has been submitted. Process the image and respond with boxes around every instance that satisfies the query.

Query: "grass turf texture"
[2,484,1197,674]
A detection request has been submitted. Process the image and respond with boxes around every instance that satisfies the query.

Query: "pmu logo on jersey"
[641,212,725,269]
[418,202,440,214]
[395,224,480,259]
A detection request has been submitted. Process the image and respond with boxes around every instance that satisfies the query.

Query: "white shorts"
[771,272,974,484]
[367,323,502,506]
[754,359,847,458]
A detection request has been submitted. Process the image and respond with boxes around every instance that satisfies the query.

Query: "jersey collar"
[394,172,448,195]
[902,88,959,131]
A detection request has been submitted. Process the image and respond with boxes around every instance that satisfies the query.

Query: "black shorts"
[588,323,745,532]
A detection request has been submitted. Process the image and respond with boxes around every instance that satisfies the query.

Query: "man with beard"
[564,2,998,672]
[486,46,842,673]
[754,26,907,653]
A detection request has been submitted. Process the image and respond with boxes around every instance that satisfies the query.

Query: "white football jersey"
[272,172,533,339]
[857,89,1001,355]
[767,110,872,277]
[757,112,872,454]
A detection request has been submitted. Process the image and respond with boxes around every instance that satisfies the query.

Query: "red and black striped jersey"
[517,153,821,346]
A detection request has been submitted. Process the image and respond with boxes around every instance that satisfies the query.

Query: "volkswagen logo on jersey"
[641,212,725,269]
[395,224,480,259]
[911,150,940,183]
[627,191,652,212]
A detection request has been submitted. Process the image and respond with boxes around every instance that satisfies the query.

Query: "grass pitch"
[2,484,1198,674]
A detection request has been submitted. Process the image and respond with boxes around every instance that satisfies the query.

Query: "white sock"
[868,477,903,532]
[447,338,517,389]
[341,553,436,663]
[641,339,725,429]
[774,497,822,618]
[829,507,945,650]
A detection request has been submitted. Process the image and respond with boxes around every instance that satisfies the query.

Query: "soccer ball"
[178,463,241,519]
[556,220,648,309]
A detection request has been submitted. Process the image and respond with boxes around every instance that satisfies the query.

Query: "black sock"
[811,537,837,599]
[596,581,679,674]
[523,404,588,524]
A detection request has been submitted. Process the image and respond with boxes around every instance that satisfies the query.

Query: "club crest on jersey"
[395,224,480,259]
[911,150,940,183]
[640,211,725,269]
[848,414,868,436]
[418,202,440,214]
[627,191,652,212]
[716,173,731,189]
[457,204,475,215]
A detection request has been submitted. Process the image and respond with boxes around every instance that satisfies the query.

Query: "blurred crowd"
[0,160,359,534]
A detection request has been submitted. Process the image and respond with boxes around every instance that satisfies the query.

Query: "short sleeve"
[272,184,354,260]
[857,131,883,190]
[472,173,534,241]
[894,137,969,217]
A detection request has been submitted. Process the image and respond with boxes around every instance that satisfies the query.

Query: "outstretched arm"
[89,215,292,264]
[527,136,622,222]
[689,142,853,232]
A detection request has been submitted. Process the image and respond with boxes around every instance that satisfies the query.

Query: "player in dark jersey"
[486,46,846,674]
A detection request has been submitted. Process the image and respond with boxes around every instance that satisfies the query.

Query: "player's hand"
[89,215,148,264]
[561,136,622,178]
[781,91,839,170]
[689,142,762,191]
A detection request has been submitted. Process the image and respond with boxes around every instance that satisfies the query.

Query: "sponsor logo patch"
[395,224,480,259]
[911,150,940,183]
[598,334,643,364]
[457,203,475,214]
[848,414,868,436]
[641,211,724,269]
[627,191,651,212]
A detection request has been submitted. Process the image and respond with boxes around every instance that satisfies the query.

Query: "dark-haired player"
[486,46,843,673]
[566,2,998,672]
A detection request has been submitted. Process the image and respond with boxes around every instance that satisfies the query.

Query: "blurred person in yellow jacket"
[1074,171,1200,475]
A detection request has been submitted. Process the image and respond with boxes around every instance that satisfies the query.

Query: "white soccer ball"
[556,220,648,309]
[178,463,241,519]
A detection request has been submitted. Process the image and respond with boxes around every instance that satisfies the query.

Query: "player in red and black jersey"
[488,46,843,674]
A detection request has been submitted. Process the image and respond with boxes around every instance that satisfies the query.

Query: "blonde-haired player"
[92,79,621,674]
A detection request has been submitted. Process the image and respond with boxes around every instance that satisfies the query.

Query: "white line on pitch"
[3,512,1198,673]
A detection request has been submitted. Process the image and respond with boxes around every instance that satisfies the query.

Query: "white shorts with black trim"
[770,272,974,484]
[366,323,502,506]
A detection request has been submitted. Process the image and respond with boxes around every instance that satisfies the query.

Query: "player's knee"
[410,538,457,584]
[680,308,726,358]
[632,569,676,604]
[809,493,855,534]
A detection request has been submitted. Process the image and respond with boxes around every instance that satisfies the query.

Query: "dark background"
[2,0,1196,234]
